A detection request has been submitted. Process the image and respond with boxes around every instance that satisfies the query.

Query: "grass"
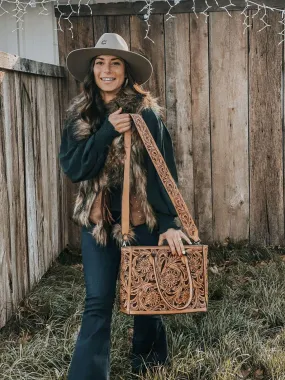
[0,244,285,380]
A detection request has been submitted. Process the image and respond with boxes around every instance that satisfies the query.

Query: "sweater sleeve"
[141,109,181,234]
[59,116,120,183]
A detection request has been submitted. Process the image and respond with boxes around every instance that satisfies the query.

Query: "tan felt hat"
[66,33,153,85]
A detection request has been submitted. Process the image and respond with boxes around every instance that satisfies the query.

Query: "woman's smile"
[101,77,116,82]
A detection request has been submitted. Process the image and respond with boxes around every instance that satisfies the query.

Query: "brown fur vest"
[68,87,163,246]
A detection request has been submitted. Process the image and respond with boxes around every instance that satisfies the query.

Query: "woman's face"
[93,55,126,100]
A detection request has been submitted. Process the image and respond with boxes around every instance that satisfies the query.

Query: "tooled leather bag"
[120,114,208,315]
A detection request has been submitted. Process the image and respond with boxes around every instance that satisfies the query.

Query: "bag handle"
[121,114,201,244]
[149,252,193,310]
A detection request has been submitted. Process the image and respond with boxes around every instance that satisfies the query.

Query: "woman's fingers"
[158,234,166,246]
[167,231,183,256]
[173,238,183,257]
[115,116,131,124]
[115,121,131,130]
[158,229,193,256]
[112,120,132,133]
[179,231,192,245]
[108,112,132,131]
[117,126,131,133]
[115,124,131,133]
[112,107,122,114]
[166,237,176,256]
[177,235,186,255]
[174,231,186,256]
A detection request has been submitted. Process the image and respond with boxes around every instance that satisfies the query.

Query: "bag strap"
[121,129,132,242]
[121,114,201,244]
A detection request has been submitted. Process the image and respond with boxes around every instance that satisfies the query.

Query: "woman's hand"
[158,228,192,256]
[108,107,132,134]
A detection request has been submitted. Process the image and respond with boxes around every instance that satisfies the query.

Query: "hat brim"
[66,48,153,85]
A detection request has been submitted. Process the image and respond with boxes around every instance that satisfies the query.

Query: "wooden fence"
[0,52,68,328]
[0,0,284,330]
[56,3,285,248]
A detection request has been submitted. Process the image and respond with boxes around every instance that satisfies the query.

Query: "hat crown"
[94,33,129,52]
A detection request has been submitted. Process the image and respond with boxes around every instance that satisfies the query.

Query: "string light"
[0,0,284,45]
[140,0,155,43]
[200,0,212,22]
[164,0,179,22]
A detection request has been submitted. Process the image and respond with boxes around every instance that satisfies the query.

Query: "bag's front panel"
[120,245,208,315]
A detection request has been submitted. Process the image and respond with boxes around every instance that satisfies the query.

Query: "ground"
[0,244,285,380]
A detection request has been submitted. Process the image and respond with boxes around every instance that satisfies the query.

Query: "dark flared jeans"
[67,220,168,380]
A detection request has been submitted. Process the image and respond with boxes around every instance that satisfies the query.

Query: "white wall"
[0,2,59,65]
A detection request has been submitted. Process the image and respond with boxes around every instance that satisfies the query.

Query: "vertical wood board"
[249,10,284,245]
[209,11,249,243]
[189,14,213,242]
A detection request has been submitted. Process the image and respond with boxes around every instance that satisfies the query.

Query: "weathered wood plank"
[130,14,165,107]
[35,75,49,274]
[58,19,80,250]
[45,77,60,262]
[189,13,213,243]
[57,20,72,250]
[249,10,284,245]
[58,15,94,106]
[210,11,249,244]
[107,15,130,45]
[56,77,69,250]
[54,0,284,17]
[93,15,108,42]
[12,72,29,298]
[2,71,30,310]
[21,73,40,285]
[164,13,194,221]
[2,73,18,309]
[0,71,13,328]
[57,17,67,67]
[58,17,93,102]
[76,17,95,91]
[62,18,81,101]
[0,51,65,78]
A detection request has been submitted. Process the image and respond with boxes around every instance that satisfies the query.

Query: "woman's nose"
[104,64,112,73]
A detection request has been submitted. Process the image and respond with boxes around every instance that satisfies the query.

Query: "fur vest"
[66,87,163,246]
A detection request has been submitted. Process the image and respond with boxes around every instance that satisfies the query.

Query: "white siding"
[0,2,59,65]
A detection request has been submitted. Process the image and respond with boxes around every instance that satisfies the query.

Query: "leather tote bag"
[120,114,208,315]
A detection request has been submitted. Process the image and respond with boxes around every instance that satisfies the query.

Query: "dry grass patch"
[0,245,285,380]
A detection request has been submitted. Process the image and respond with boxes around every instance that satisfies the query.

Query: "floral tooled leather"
[120,246,208,314]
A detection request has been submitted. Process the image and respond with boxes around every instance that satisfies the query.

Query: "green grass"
[1,245,285,380]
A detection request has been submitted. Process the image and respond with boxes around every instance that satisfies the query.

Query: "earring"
[123,77,129,88]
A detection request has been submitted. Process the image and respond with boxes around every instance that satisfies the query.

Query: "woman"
[59,33,191,380]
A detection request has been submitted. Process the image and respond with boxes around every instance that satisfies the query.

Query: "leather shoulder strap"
[122,114,200,244]
[121,130,131,243]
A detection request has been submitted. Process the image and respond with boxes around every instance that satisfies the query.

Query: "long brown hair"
[79,56,149,128]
